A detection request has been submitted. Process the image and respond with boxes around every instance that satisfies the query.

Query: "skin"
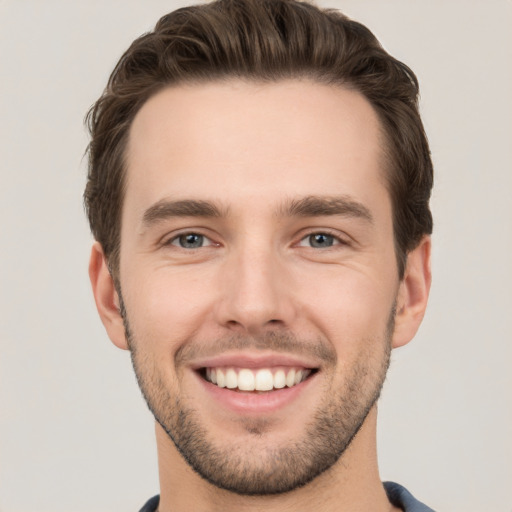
[89,80,431,512]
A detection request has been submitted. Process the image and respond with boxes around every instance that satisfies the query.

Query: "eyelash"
[164,232,216,249]
[297,230,350,249]
[162,230,349,250]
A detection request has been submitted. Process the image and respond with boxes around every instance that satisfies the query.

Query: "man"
[85,0,434,510]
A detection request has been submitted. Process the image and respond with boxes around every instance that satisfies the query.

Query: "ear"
[88,242,129,350]
[392,236,432,349]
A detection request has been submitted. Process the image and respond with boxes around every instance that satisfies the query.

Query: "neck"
[155,406,398,512]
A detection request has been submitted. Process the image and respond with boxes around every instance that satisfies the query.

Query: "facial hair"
[120,294,394,496]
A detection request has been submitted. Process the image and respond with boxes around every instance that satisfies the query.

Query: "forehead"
[124,79,388,222]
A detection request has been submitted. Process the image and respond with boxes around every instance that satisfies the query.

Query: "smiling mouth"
[199,366,317,392]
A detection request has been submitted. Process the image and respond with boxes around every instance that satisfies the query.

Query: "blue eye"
[297,232,343,248]
[172,233,208,249]
[308,233,335,248]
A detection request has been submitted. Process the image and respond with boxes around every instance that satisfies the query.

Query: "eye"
[298,232,342,248]
[169,233,213,249]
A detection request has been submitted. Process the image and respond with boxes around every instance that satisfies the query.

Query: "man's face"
[116,80,401,494]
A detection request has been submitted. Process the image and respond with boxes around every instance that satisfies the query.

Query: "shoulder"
[139,487,434,512]
[138,495,160,512]
[383,482,436,512]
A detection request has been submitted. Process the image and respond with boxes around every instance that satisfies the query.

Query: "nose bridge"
[216,236,293,333]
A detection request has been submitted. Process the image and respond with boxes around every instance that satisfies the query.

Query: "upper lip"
[189,351,320,370]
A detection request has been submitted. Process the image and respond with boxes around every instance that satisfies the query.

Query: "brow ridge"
[141,195,373,228]
[142,199,225,226]
[279,195,373,223]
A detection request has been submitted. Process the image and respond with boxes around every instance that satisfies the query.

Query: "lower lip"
[194,371,318,414]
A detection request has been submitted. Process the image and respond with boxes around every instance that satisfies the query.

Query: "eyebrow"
[142,199,226,227]
[278,195,373,223]
[141,194,373,228]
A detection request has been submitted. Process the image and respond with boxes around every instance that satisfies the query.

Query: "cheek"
[295,266,396,351]
[122,265,217,351]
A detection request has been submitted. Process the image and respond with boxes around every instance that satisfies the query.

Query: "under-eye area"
[198,366,318,392]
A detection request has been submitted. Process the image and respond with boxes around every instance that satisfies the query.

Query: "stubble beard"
[121,297,393,496]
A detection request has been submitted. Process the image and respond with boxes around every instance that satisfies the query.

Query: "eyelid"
[296,229,351,248]
[157,227,352,249]
[160,229,218,248]
[172,234,214,248]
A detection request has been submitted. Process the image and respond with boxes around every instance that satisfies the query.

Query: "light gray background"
[1,1,511,511]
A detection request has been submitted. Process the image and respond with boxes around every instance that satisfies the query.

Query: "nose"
[214,244,296,335]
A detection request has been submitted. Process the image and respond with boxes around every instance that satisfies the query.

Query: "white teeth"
[274,369,286,389]
[286,369,296,387]
[226,368,237,389]
[216,369,226,388]
[238,369,255,391]
[205,366,312,391]
[255,369,274,391]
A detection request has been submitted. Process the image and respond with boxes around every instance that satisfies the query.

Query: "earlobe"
[88,242,129,350]
[392,236,432,349]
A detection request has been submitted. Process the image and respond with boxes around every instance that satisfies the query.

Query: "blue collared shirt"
[139,482,436,511]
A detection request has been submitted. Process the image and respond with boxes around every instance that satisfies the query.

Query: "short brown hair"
[84,0,433,279]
